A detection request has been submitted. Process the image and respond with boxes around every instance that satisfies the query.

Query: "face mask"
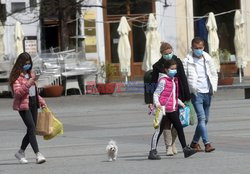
[23,64,31,71]
[163,53,173,60]
[168,69,177,78]
[193,49,203,57]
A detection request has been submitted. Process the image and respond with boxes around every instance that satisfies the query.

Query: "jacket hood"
[158,73,170,80]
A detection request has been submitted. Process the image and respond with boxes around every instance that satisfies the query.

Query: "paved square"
[0,90,250,174]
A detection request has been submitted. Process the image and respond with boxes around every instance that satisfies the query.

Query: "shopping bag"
[184,101,196,125]
[179,106,190,128]
[153,106,165,129]
[43,111,63,140]
[36,107,53,136]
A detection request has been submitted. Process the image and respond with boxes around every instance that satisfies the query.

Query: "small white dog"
[106,140,118,162]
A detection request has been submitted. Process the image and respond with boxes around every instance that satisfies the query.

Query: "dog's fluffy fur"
[106,140,118,161]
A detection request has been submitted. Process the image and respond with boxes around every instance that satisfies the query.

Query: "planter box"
[218,77,234,86]
[97,83,116,95]
[43,85,64,97]
[220,62,238,77]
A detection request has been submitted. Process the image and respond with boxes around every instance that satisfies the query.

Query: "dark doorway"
[193,0,240,54]
[104,0,155,80]
[42,26,59,50]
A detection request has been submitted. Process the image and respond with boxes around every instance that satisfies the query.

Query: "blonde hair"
[160,42,172,54]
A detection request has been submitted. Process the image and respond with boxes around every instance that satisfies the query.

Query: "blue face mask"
[168,69,177,78]
[23,64,31,71]
[163,53,173,60]
[193,49,203,57]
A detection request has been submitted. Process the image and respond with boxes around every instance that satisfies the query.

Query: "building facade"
[1,0,250,79]
[81,0,178,80]
[176,0,250,76]
[0,0,40,59]
[86,0,250,80]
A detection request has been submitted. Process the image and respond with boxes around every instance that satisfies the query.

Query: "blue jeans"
[191,93,212,145]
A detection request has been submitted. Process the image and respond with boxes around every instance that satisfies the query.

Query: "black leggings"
[18,97,39,154]
[151,111,187,150]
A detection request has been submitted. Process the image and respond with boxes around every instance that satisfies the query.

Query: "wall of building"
[155,0,177,51]
[81,0,105,65]
[175,0,189,58]
[2,0,40,58]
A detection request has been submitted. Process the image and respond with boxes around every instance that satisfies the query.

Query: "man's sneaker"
[183,146,197,158]
[15,150,28,164]
[36,152,46,164]
[205,143,215,152]
[148,149,161,160]
[190,142,204,152]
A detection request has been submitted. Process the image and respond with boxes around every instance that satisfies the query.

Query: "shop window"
[107,0,153,15]
[0,4,6,22]
[132,21,146,62]
[29,0,37,10]
[193,0,241,55]
[107,0,127,15]
[11,2,26,13]
[109,23,119,63]
[84,10,97,53]
[129,1,152,14]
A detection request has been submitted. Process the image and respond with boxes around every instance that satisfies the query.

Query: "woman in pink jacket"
[148,59,196,160]
[9,52,46,164]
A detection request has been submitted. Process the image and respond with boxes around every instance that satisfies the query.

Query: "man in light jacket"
[182,37,218,152]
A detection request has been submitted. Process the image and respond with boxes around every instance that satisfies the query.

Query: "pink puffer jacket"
[159,76,179,112]
[12,74,46,111]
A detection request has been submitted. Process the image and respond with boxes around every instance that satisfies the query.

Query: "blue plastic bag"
[179,106,190,128]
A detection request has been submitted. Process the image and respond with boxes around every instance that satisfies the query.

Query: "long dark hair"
[9,52,33,86]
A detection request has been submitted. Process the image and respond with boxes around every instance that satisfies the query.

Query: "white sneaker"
[36,152,46,164]
[15,150,28,164]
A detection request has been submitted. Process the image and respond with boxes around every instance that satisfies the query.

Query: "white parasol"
[117,16,131,84]
[234,10,247,83]
[142,13,161,72]
[14,21,24,57]
[206,12,220,72]
[0,23,4,60]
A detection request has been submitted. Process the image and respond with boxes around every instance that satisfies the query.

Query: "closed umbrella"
[117,16,131,84]
[234,10,247,83]
[142,13,161,72]
[0,23,4,60]
[14,21,24,57]
[206,12,220,72]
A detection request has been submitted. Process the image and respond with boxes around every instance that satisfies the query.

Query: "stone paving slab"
[0,91,250,174]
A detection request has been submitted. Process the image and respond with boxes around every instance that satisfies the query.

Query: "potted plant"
[219,49,231,63]
[217,49,235,85]
[97,63,117,94]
